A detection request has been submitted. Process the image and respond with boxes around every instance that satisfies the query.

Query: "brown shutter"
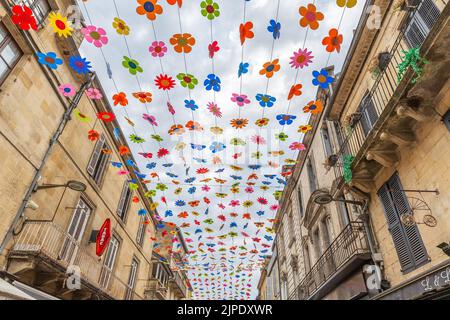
[87,134,105,176]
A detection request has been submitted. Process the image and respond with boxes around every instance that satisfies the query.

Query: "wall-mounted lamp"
[313,190,365,207]
[437,242,450,257]
[35,180,87,192]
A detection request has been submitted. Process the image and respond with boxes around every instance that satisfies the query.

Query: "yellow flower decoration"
[175,142,186,150]
[230,165,243,171]
[243,200,254,208]
[48,12,73,37]
[230,186,240,193]
[336,0,357,8]
[73,109,91,123]
[210,126,223,134]
[113,17,130,35]
[298,124,313,133]
[284,158,298,164]
[150,202,159,210]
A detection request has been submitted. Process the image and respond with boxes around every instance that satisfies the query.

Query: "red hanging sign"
[96,219,111,256]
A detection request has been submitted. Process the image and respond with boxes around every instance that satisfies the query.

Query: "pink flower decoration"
[143,113,158,126]
[231,93,251,107]
[251,135,266,145]
[289,142,306,150]
[270,204,279,211]
[58,83,75,97]
[207,102,222,118]
[218,203,226,210]
[149,41,167,57]
[229,200,240,207]
[290,48,313,69]
[85,87,103,100]
[257,197,268,205]
[245,187,254,193]
[167,102,176,115]
[117,169,129,175]
[202,185,211,192]
[81,25,108,48]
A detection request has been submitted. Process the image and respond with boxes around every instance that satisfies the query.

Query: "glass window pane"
[0,58,8,79]
[1,43,20,67]
[0,25,6,43]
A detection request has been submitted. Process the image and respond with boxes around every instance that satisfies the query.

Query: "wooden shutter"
[359,95,378,136]
[405,0,440,48]
[418,0,440,30]
[87,134,105,176]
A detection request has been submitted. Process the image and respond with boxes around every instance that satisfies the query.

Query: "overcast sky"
[78,0,365,299]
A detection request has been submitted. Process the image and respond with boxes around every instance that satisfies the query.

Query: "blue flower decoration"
[267,19,281,39]
[312,69,334,89]
[165,210,173,217]
[264,235,273,241]
[184,99,199,111]
[277,177,287,185]
[262,181,271,185]
[162,163,173,167]
[166,172,178,178]
[210,142,226,153]
[69,56,92,74]
[138,209,147,216]
[175,200,186,207]
[264,174,276,179]
[135,172,146,179]
[255,94,276,107]
[256,211,265,216]
[276,114,297,125]
[36,52,63,70]
[191,143,206,150]
[230,175,242,180]
[230,222,238,228]
[185,177,196,183]
[146,162,157,169]
[248,164,262,170]
[238,62,249,78]
[204,73,221,92]
[188,186,196,194]
[111,161,122,168]
[193,157,207,163]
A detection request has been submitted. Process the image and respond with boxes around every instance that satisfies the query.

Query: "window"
[405,0,440,48]
[306,155,318,193]
[287,212,295,245]
[152,262,169,286]
[378,173,428,273]
[297,186,304,218]
[0,24,22,85]
[303,244,311,273]
[125,258,139,300]
[99,235,120,288]
[87,134,111,186]
[321,125,333,158]
[16,0,51,26]
[117,181,132,222]
[337,194,351,227]
[358,94,378,137]
[136,215,146,247]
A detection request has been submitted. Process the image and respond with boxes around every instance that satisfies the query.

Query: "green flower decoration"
[230,137,246,146]
[145,190,156,198]
[276,132,289,141]
[130,134,145,143]
[156,183,168,191]
[176,73,198,89]
[252,151,263,159]
[122,56,143,75]
[129,182,139,190]
[284,158,297,164]
[204,219,214,225]
[274,190,283,200]
[231,182,240,187]
[200,0,220,20]
[151,134,163,142]
[229,231,238,238]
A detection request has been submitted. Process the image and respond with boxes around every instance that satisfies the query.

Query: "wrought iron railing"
[10,221,143,300]
[333,0,446,181]
[144,278,168,300]
[289,222,369,300]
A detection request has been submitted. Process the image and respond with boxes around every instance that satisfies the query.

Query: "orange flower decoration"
[239,21,254,45]
[299,3,324,30]
[133,91,152,103]
[185,120,203,131]
[112,92,128,106]
[303,100,324,115]
[136,0,163,21]
[322,28,343,53]
[298,124,313,133]
[288,83,302,100]
[88,130,99,141]
[259,59,280,78]
[168,124,185,135]
[166,0,182,7]
[170,33,195,53]
[230,118,248,129]
[119,145,130,155]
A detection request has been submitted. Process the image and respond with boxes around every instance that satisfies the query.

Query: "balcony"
[144,278,168,300]
[332,0,449,192]
[7,221,143,300]
[289,222,371,300]
[169,271,187,299]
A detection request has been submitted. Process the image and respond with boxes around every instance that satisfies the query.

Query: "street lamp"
[312,190,365,207]
[34,180,87,192]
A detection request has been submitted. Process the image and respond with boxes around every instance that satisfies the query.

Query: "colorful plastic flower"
[312,69,334,88]
[112,92,128,106]
[69,56,91,74]
[257,197,268,205]
[243,200,254,208]
[151,134,163,142]
[230,118,248,129]
[88,130,100,141]
[207,102,222,117]
[122,56,143,75]
[184,99,199,111]
[113,17,130,35]
[143,114,158,126]
[36,52,62,70]
[289,142,306,151]
[168,124,185,136]
[166,0,182,7]
[323,28,343,53]
[251,135,266,145]
[133,92,152,103]
[81,25,108,48]
[336,0,357,8]
[204,74,221,91]
[73,109,91,122]
[136,0,163,21]
[290,48,314,69]
[130,134,145,143]
[97,112,115,122]
[288,83,302,100]
[177,73,198,89]
[170,33,196,53]
[157,148,169,158]
[149,41,167,57]
[303,100,324,114]
[259,59,280,78]
[238,62,249,78]
[59,84,75,97]
[231,93,250,107]
[239,21,254,45]
[299,3,324,30]
[255,94,276,107]
[155,74,175,90]
[200,0,220,20]
[267,19,281,39]
[230,138,246,146]
[208,41,220,58]
[276,132,289,141]
[210,142,226,153]
[11,5,37,30]
[48,12,72,37]
[255,118,270,127]
[276,114,297,125]
[210,126,223,134]
[185,121,203,131]
[86,88,103,100]
[298,124,313,133]
[119,146,130,155]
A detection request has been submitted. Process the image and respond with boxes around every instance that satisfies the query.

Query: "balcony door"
[358,94,378,137]
[59,198,91,265]
[99,235,120,289]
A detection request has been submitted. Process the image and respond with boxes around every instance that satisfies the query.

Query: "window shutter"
[405,0,440,48]
[359,95,378,136]
[87,134,105,176]
[418,0,440,30]
[117,181,129,220]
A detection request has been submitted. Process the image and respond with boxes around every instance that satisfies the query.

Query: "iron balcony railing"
[170,271,187,297]
[144,278,168,300]
[289,221,370,300]
[333,0,447,181]
[10,221,143,300]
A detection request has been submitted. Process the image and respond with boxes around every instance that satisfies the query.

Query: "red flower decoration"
[196,168,209,174]
[155,74,175,90]
[208,41,220,58]
[97,112,115,122]
[11,5,37,31]
[157,148,169,158]
[88,130,99,141]
[132,196,139,203]
[239,21,254,45]
[257,197,268,205]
